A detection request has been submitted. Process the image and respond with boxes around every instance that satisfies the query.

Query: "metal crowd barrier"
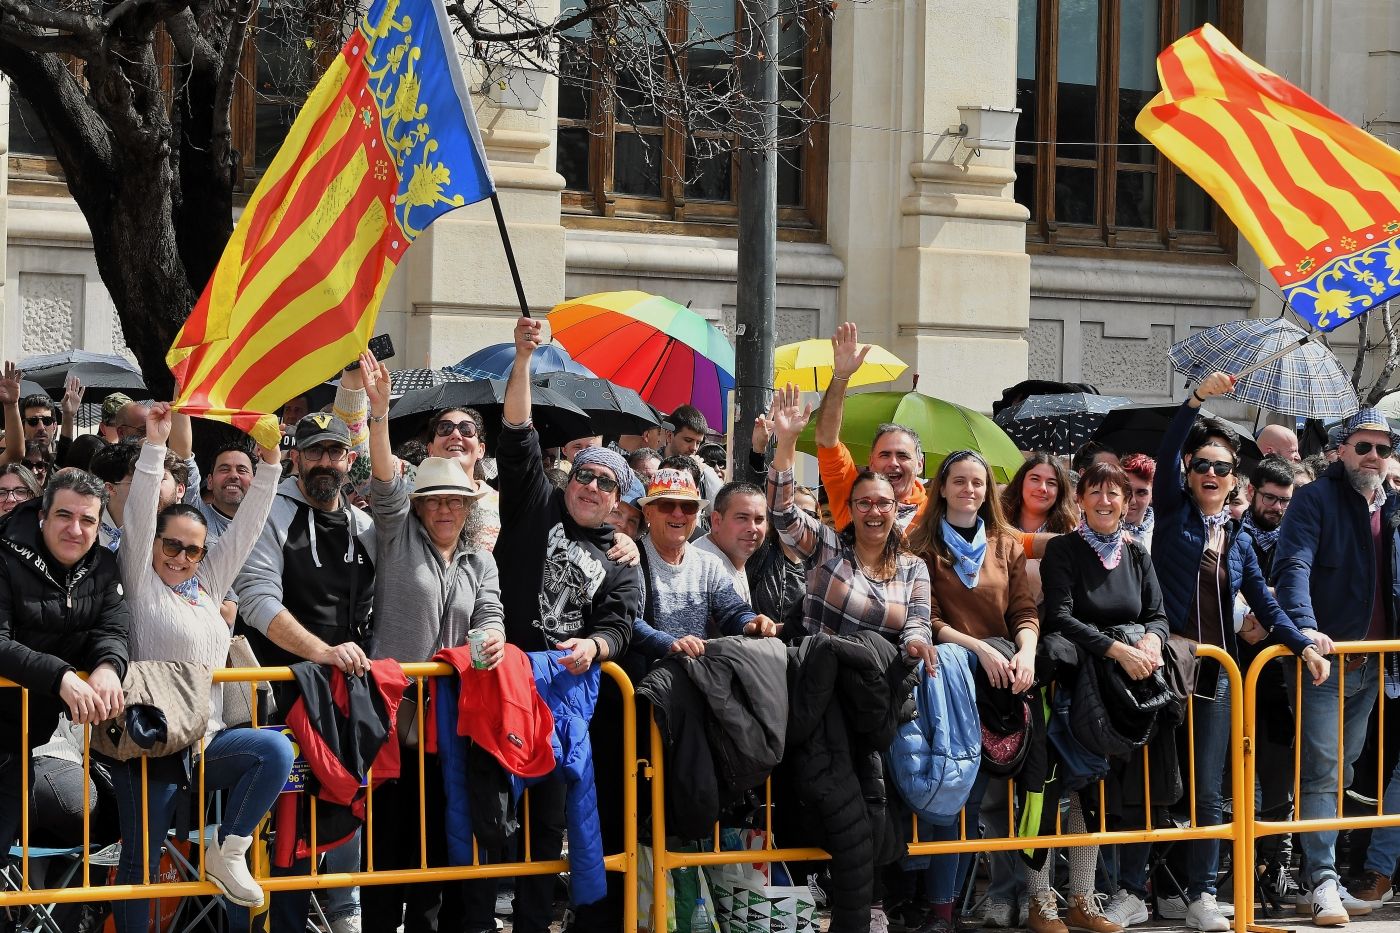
[1240,639,1400,933]
[0,660,639,932]
[646,644,1251,933]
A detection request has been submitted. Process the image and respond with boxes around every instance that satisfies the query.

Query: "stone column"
[826,0,1028,411]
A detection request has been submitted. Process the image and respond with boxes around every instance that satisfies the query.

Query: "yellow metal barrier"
[0,659,638,932]
[646,644,1251,933]
[1240,639,1400,933]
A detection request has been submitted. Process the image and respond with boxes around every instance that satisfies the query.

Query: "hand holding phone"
[345,334,395,370]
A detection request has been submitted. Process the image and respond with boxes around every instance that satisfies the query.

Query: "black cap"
[294,412,351,450]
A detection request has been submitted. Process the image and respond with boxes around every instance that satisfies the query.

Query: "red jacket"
[430,644,554,778]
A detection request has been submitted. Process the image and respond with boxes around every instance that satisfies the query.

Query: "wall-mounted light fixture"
[946,105,1021,164]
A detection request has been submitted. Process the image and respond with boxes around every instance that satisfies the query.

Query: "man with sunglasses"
[1274,407,1400,924]
[466,317,644,933]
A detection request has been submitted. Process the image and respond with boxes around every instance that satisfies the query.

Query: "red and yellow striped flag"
[1137,24,1400,332]
[167,0,494,447]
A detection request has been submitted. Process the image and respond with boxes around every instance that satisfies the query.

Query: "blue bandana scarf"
[1201,507,1231,532]
[940,518,988,589]
[102,522,122,552]
[1241,510,1280,554]
[1077,518,1124,570]
[170,577,203,606]
[1122,506,1154,542]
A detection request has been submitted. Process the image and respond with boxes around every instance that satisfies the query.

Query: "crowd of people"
[0,319,1397,933]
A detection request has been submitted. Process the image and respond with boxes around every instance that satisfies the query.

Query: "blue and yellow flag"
[168,0,494,447]
[1138,24,1400,332]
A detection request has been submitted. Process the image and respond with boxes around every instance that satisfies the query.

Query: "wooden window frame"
[559,3,830,243]
[1016,0,1241,261]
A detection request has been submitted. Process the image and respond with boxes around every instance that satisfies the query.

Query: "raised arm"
[814,323,867,449]
[117,405,174,596]
[201,438,281,597]
[504,316,542,427]
[768,384,834,561]
[360,355,397,483]
[59,375,82,443]
[0,363,23,466]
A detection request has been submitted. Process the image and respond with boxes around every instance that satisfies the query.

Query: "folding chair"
[0,842,120,933]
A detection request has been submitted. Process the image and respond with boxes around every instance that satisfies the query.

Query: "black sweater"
[494,424,640,657]
[1041,532,1170,657]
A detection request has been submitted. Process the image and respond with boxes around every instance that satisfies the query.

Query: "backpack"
[887,643,981,827]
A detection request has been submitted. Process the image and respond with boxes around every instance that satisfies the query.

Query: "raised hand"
[831,322,871,381]
[146,401,174,445]
[0,362,21,407]
[1194,371,1236,402]
[360,353,392,417]
[514,316,543,356]
[751,411,774,453]
[61,374,83,419]
[769,383,814,441]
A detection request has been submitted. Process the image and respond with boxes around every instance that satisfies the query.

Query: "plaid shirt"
[768,467,932,647]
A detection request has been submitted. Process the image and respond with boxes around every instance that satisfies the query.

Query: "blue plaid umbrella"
[1168,319,1359,420]
[993,393,1133,455]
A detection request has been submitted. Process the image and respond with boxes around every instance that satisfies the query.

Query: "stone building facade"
[1,0,1395,419]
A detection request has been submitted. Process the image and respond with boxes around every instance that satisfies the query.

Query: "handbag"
[704,830,817,933]
[90,661,212,760]
[222,635,275,728]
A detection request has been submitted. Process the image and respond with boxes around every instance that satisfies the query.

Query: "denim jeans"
[323,835,361,921]
[926,770,992,904]
[1290,656,1380,888]
[110,726,294,933]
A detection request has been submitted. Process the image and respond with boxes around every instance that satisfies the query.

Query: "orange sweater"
[925,533,1039,642]
[818,440,928,533]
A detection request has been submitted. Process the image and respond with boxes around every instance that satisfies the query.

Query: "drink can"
[468,629,491,670]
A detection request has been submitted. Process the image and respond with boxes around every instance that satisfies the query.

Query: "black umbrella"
[531,372,660,438]
[1091,403,1261,464]
[388,380,594,450]
[994,393,1133,456]
[18,351,147,401]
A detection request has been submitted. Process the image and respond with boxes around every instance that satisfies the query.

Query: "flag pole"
[491,192,531,318]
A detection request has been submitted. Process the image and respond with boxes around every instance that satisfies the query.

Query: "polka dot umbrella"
[547,291,736,430]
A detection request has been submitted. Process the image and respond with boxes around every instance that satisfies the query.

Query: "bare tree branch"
[0,0,101,38]
[210,0,250,163]
[1367,301,1400,405]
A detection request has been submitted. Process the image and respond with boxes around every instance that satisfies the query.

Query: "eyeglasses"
[571,467,620,494]
[1256,490,1292,507]
[656,499,701,516]
[157,537,208,562]
[0,488,33,502]
[1189,458,1235,477]
[1350,441,1395,458]
[853,497,897,514]
[418,495,467,512]
[434,420,479,439]
[23,416,54,427]
[300,445,350,463]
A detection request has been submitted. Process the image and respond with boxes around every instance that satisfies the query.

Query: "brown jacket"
[925,533,1039,641]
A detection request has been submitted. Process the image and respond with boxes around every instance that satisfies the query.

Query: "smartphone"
[345,333,395,370]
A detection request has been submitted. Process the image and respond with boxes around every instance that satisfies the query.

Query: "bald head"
[1256,424,1300,463]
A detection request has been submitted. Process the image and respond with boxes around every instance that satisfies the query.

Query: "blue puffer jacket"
[1150,399,1309,657]
[437,650,606,906]
[1274,460,1400,640]
[887,643,980,826]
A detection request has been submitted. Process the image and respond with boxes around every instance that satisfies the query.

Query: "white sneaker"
[870,906,891,933]
[1156,895,1187,920]
[983,900,1016,928]
[328,916,361,933]
[1102,890,1149,928]
[1185,894,1230,932]
[1337,885,1374,916]
[203,833,263,908]
[1308,879,1350,926]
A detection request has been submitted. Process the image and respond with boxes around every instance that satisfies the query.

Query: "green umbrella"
[796,390,1025,484]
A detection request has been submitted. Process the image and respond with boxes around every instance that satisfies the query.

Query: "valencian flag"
[1137,24,1400,332]
[167,0,494,447]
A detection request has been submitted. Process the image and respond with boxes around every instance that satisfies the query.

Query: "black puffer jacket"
[0,500,130,748]
[780,631,907,933]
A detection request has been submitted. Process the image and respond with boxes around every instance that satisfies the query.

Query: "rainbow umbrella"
[548,291,736,429]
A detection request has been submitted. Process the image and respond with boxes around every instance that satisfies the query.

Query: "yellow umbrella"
[773,338,908,391]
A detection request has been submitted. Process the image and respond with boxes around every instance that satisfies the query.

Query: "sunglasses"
[24,416,54,427]
[1189,458,1235,477]
[656,499,701,516]
[571,467,620,494]
[157,537,208,562]
[853,497,897,514]
[802,508,821,520]
[434,420,479,439]
[1351,441,1395,458]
